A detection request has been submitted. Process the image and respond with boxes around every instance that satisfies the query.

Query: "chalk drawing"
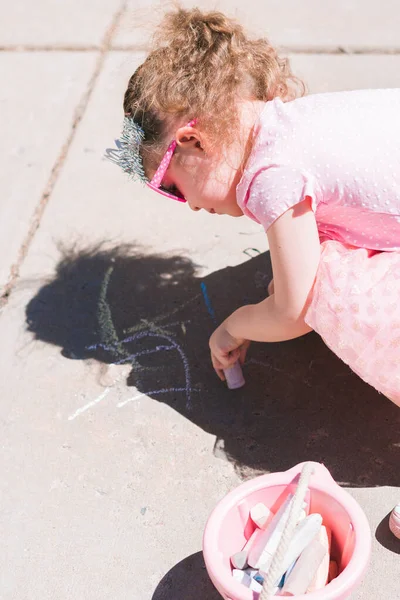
[200,282,217,325]
[69,320,198,419]
[68,387,112,421]
[68,265,205,421]
[113,344,175,365]
[119,329,194,409]
[97,265,127,360]
[124,295,201,335]
[117,386,198,408]
[243,248,261,258]
[246,357,283,372]
[125,318,191,338]
[88,341,175,362]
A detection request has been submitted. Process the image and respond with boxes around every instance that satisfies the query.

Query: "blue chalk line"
[200,282,217,324]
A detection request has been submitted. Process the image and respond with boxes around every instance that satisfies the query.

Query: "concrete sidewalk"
[1,2,399,599]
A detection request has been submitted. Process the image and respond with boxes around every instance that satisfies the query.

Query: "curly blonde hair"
[123,7,305,171]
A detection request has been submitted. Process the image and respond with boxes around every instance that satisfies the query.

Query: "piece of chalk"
[281,538,326,596]
[389,503,400,539]
[248,494,294,569]
[262,513,323,584]
[328,560,339,583]
[232,569,252,587]
[231,551,248,570]
[224,361,245,389]
[244,568,259,578]
[231,528,264,569]
[250,503,274,529]
[237,499,253,540]
[232,569,263,592]
[284,559,297,581]
[307,526,331,592]
[250,578,263,593]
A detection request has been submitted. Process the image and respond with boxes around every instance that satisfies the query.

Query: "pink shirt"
[236,89,400,251]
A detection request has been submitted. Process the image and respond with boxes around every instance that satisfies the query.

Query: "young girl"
[109,7,400,408]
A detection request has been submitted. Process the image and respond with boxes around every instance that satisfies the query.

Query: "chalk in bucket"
[203,462,371,599]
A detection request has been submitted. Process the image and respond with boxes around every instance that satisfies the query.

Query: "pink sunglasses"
[147,119,196,203]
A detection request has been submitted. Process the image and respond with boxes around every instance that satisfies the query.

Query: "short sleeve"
[241,166,317,231]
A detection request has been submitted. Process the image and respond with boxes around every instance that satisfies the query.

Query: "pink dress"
[236,89,400,406]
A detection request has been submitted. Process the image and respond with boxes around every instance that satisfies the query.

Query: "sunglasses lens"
[147,182,186,203]
[160,185,185,201]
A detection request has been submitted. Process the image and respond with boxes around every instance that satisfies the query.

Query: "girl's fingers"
[213,350,238,370]
[215,368,226,381]
[211,353,226,375]
[228,348,241,364]
[211,344,246,381]
[239,345,248,365]
[219,352,240,370]
[212,351,240,378]
[213,360,226,380]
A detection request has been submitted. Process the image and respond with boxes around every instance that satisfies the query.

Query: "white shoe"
[389,504,400,539]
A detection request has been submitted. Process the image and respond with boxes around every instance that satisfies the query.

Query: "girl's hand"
[209,324,250,381]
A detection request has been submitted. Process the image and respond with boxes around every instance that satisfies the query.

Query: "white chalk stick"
[248,494,294,569]
[390,503,400,539]
[224,361,245,389]
[250,502,274,529]
[231,550,248,570]
[232,569,263,592]
[250,578,263,592]
[244,568,259,578]
[281,539,326,596]
[232,569,252,587]
[231,528,264,569]
[307,525,331,592]
[237,498,254,541]
[284,559,297,581]
[261,513,323,583]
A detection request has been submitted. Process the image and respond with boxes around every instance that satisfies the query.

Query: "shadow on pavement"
[26,243,400,487]
[375,511,400,555]
[151,551,220,600]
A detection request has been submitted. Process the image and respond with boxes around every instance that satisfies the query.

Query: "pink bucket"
[203,462,371,600]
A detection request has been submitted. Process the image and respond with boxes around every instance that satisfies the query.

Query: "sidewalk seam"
[2,45,400,55]
[0,1,128,309]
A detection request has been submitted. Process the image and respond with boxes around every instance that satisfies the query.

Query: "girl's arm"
[229,197,320,342]
[210,198,321,372]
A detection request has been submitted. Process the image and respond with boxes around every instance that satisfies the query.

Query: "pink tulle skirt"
[304,240,400,407]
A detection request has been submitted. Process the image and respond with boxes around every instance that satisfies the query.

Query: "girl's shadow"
[151,552,220,600]
[26,243,400,487]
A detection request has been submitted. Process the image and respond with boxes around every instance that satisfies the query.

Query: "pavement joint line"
[281,46,400,55]
[112,45,400,55]
[2,45,400,55]
[0,1,128,310]
[0,45,101,52]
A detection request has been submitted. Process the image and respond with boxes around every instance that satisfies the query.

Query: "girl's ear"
[175,126,204,152]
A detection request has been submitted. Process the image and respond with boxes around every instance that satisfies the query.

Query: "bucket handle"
[284,461,337,491]
[260,462,315,600]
